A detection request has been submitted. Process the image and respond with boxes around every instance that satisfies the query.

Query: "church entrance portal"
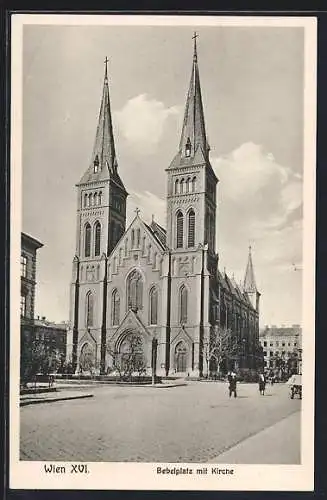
[118,333,146,376]
[175,341,188,373]
[79,343,96,373]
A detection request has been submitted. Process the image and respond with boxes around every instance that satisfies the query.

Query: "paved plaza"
[20,381,301,463]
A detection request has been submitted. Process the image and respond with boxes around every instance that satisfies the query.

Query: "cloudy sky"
[21,22,305,326]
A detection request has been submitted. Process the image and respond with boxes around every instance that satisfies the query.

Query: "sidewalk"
[20,390,94,407]
[208,410,301,464]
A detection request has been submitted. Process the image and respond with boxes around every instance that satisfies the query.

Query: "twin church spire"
[179,32,210,161]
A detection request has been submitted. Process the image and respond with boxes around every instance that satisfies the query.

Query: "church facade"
[66,38,263,377]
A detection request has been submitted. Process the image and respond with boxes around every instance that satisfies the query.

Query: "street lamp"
[151,337,158,385]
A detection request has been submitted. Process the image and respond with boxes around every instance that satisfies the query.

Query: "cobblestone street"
[20,381,301,463]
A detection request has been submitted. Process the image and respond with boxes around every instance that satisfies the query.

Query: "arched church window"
[127,269,143,311]
[179,286,188,324]
[185,137,191,157]
[84,223,91,257]
[131,229,135,249]
[136,228,141,248]
[112,289,120,326]
[186,177,191,193]
[94,192,98,205]
[142,236,146,255]
[124,238,128,257]
[99,191,103,205]
[175,179,179,194]
[180,179,185,194]
[149,287,158,325]
[192,176,197,192]
[86,291,94,327]
[84,194,88,207]
[94,221,101,256]
[188,210,195,248]
[176,211,184,249]
[88,193,93,207]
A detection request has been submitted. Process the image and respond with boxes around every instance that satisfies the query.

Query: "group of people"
[227,371,267,398]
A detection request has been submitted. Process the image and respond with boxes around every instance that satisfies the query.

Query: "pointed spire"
[244,246,257,293]
[179,32,209,160]
[90,57,117,174]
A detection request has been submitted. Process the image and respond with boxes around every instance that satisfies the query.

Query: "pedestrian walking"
[227,370,237,398]
[258,372,266,395]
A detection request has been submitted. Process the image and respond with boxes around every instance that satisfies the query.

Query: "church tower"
[67,59,127,372]
[165,34,219,377]
[166,33,218,256]
[244,246,260,312]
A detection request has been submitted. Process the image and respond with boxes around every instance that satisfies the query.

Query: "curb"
[20,394,94,407]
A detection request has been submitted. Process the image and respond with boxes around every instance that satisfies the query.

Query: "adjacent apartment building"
[21,232,44,339]
[259,325,302,378]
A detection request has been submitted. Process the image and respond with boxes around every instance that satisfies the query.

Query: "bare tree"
[107,334,147,381]
[202,326,240,377]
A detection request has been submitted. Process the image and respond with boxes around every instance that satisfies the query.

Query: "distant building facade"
[67,38,263,377]
[34,317,68,362]
[21,232,43,338]
[260,325,302,377]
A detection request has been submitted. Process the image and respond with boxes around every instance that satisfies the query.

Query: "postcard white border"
[10,14,316,491]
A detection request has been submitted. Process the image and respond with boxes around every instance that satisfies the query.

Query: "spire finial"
[104,56,109,81]
[249,244,252,254]
[192,31,198,62]
[135,207,140,217]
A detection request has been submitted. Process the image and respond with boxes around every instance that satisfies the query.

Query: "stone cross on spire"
[192,31,198,61]
[104,56,109,80]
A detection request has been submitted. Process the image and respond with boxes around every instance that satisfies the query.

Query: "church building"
[66,37,263,377]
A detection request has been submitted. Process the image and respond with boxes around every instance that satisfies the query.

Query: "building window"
[192,176,196,192]
[86,292,94,327]
[94,221,101,256]
[294,342,297,347]
[176,211,184,248]
[127,269,143,311]
[112,289,120,326]
[84,223,91,257]
[263,351,267,356]
[179,286,188,324]
[21,255,27,278]
[124,238,128,257]
[94,155,99,173]
[270,342,273,347]
[175,179,179,194]
[185,137,191,157]
[84,193,88,207]
[282,343,285,347]
[263,341,267,347]
[180,179,185,194]
[149,287,158,325]
[270,351,273,357]
[20,295,26,317]
[131,229,135,249]
[99,191,103,205]
[187,210,195,247]
[136,228,140,248]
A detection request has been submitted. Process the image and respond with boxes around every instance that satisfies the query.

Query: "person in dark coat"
[258,372,266,395]
[227,370,237,398]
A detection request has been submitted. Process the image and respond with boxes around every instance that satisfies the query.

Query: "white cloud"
[115,94,180,154]
[212,142,302,236]
[127,190,166,227]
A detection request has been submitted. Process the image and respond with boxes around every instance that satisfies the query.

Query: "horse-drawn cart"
[287,374,302,399]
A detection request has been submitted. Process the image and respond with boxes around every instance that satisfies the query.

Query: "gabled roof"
[147,218,167,249]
